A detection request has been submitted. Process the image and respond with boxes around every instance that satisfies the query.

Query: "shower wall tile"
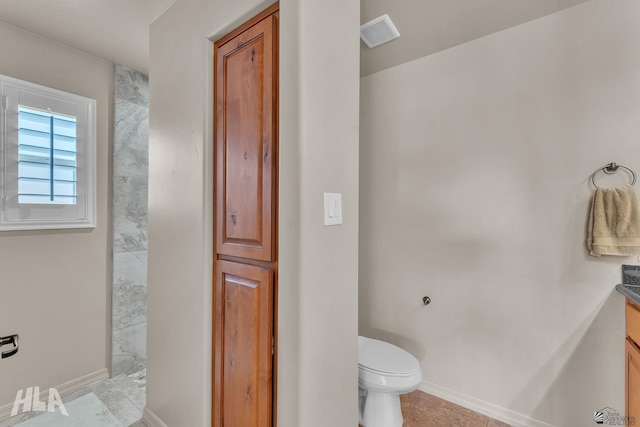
[114,99,148,179]
[112,64,148,377]
[115,64,148,107]
[113,175,148,253]
[112,323,146,377]
[113,251,147,331]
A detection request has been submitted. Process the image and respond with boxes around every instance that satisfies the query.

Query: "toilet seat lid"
[358,336,420,376]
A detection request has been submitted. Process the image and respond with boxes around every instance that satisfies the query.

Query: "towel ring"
[591,162,637,189]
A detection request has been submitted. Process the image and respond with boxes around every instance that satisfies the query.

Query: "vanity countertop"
[616,283,640,306]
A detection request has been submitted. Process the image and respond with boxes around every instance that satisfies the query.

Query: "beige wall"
[294,0,360,424]
[147,0,359,426]
[359,1,638,426]
[0,21,113,405]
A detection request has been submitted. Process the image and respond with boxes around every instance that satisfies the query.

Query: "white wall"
[295,0,360,424]
[359,1,637,426]
[0,21,113,406]
[146,0,360,426]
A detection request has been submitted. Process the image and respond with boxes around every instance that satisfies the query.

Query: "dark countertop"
[616,284,640,306]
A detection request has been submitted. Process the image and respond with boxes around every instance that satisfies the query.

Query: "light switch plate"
[323,192,342,226]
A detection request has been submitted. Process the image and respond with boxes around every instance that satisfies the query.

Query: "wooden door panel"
[215,14,276,261]
[213,5,278,427]
[224,39,262,244]
[214,260,273,427]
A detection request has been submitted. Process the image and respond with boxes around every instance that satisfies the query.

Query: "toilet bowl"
[358,336,422,427]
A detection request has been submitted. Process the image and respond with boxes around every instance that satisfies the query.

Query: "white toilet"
[358,336,422,427]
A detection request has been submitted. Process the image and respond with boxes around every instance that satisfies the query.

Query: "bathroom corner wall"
[112,64,149,376]
[359,1,637,425]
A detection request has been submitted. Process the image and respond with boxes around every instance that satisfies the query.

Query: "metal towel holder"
[591,163,637,189]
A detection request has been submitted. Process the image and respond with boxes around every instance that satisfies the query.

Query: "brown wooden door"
[213,4,278,427]
[213,260,273,427]
[215,10,278,262]
[627,338,640,421]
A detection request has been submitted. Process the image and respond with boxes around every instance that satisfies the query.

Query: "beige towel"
[587,185,640,256]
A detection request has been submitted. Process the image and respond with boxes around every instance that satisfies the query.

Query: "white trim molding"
[142,407,169,427]
[0,72,97,231]
[0,368,108,421]
[419,380,554,427]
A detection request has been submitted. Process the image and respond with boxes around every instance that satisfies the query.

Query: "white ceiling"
[0,0,175,74]
[0,0,591,76]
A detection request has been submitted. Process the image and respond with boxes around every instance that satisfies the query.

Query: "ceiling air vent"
[360,14,400,48]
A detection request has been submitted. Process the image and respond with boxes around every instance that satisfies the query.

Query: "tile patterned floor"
[2,376,508,427]
[0,370,146,427]
[361,389,511,427]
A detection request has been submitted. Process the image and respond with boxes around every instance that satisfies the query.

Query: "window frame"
[0,74,96,231]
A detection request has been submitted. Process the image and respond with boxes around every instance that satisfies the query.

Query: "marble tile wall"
[112,64,149,376]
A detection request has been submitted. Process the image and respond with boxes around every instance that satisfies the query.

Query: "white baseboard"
[0,368,109,421]
[142,407,168,427]
[419,380,554,427]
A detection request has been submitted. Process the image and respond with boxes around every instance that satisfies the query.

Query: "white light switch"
[324,192,342,226]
